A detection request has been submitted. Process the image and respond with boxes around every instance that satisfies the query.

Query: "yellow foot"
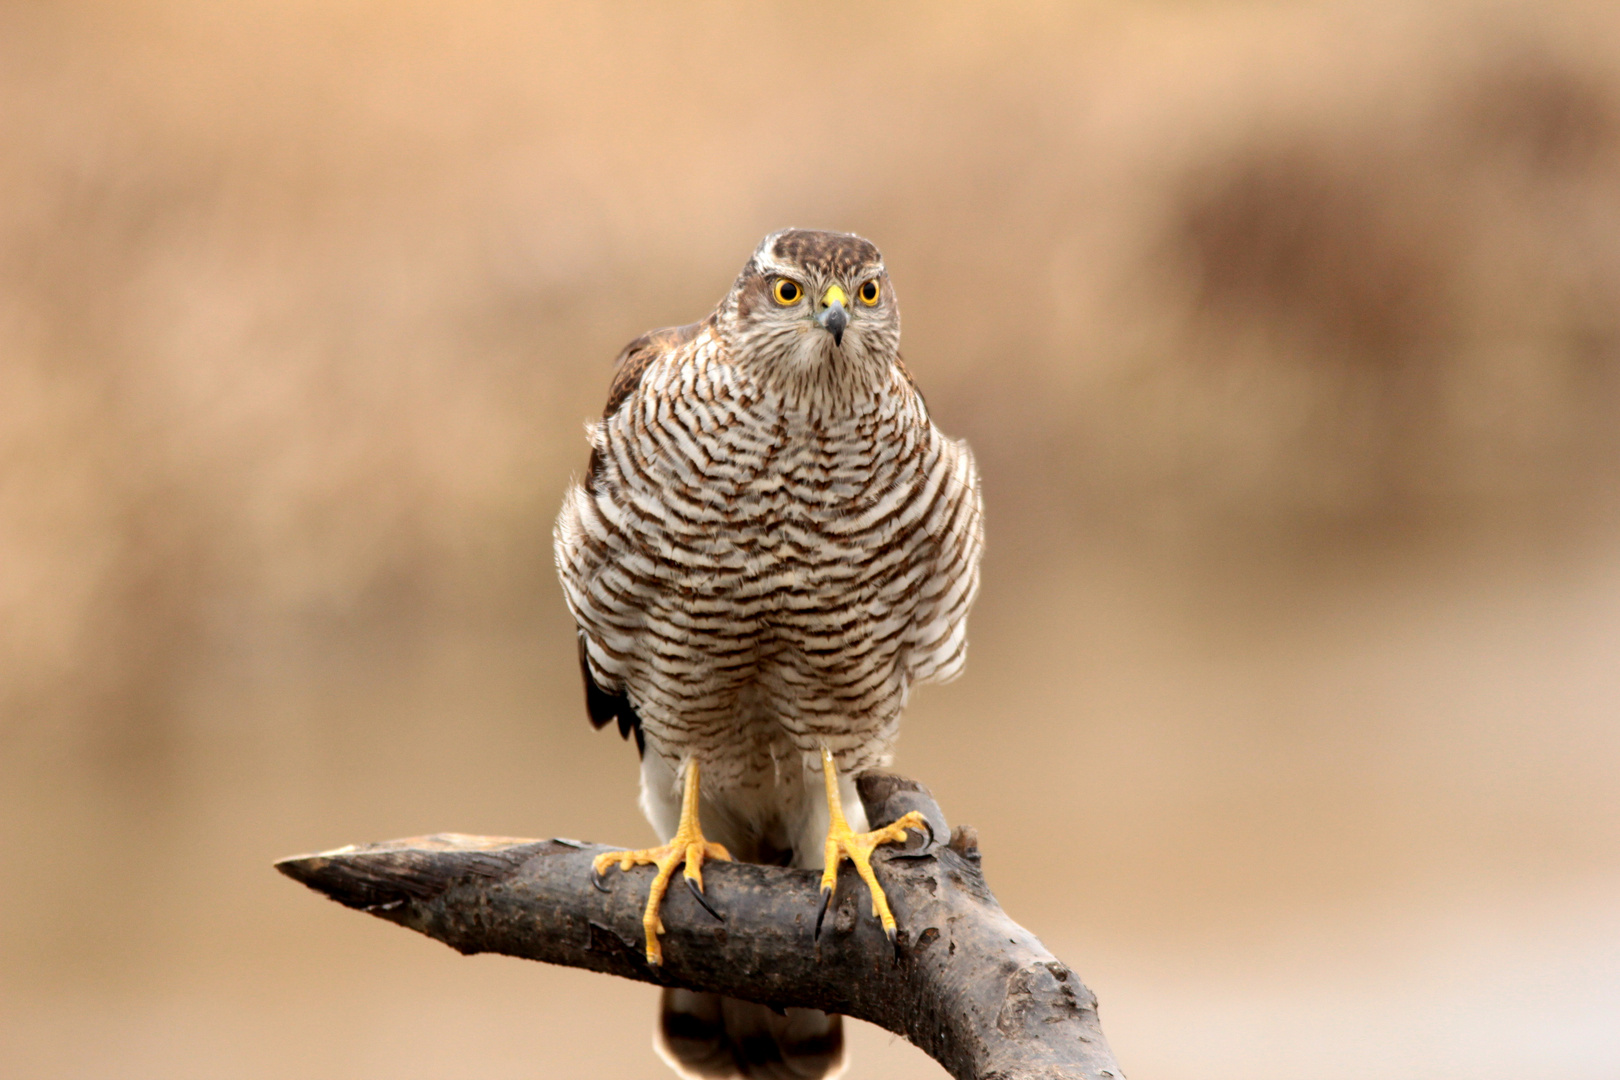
[814,746,928,946]
[591,758,731,965]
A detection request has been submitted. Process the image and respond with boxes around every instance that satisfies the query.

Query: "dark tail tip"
[657,991,847,1079]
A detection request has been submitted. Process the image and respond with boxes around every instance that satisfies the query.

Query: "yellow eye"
[772,278,803,305]
[858,279,880,305]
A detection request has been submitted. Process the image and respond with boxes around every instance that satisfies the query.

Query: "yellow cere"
[822,284,848,308]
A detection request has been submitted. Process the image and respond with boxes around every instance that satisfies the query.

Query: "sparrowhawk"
[554,229,984,1078]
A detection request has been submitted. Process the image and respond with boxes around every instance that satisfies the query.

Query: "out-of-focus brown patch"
[1178,144,1454,358]
[1462,49,1619,172]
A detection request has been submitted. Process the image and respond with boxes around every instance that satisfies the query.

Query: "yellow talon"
[592,758,731,965]
[814,746,926,943]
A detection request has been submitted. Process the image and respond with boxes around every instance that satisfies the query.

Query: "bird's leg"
[814,746,927,945]
[591,758,731,965]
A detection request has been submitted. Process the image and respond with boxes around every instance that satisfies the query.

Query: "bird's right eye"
[772,278,803,305]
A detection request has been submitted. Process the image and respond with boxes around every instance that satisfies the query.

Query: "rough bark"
[276,772,1126,1080]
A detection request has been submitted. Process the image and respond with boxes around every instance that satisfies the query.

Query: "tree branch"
[276,772,1125,1080]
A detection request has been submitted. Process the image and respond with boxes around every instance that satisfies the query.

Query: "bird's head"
[718,229,900,389]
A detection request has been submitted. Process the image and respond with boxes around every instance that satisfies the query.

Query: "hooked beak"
[817,285,848,347]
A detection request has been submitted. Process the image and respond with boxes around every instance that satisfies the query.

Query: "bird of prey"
[554,229,983,1078]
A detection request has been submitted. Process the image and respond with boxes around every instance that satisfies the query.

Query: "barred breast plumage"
[558,321,979,775]
[553,229,982,1079]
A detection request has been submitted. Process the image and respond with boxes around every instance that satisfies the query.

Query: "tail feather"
[656,989,846,1079]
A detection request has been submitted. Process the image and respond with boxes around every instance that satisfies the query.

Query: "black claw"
[891,927,903,964]
[686,876,724,922]
[814,886,833,940]
[916,816,937,851]
[887,815,941,860]
[591,864,611,893]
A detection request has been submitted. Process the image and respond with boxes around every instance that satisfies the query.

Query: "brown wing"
[576,319,709,751]
[601,319,709,419]
[585,318,710,497]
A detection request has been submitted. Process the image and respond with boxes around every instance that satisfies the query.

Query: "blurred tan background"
[3,2,1618,1077]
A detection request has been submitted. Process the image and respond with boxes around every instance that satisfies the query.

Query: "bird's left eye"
[858,280,880,305]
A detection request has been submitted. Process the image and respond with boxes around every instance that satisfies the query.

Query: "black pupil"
[780,281,798,300]
[862,282,877,300]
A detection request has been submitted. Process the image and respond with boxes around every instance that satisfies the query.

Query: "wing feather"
[601,319,707,419]
[573,319,712,756]
[586,319,709,497]
[577,631,644,756]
